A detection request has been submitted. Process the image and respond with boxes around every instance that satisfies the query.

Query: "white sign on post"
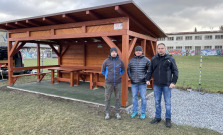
[114,23,123,30]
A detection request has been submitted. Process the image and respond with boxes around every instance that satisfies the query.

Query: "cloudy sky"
[0,0,223,33]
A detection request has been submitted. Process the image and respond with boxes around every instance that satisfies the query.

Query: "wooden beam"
[0,25,8,30]
[15,22,29,27]
[115,6,156,37]
[83,43,86,66]
[150,41,156,55]
[51,29,55,36]
[49,44,59,56]
[127,30,157,42]
[62,14,77,22]
[154,41,157,54]
[121,34,129,107]
[82,25,86,33]
[8,40,13,86]
[102,36,122,57]
[9,41,19,57]
[26,41,58,45]
[58,45,62,66]
[141,39,146,54]
[13,65,60,71]
[12,42,26,56]
[86,10,100,20]
[128,37,137,59]
[5,23,18,29]
[9,29,127,41]
[26,20,39,27]
[42,17,57,25]
[61,44,70,56]
[9,17,129,33]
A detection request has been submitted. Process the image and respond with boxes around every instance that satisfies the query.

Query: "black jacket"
[127,54,150,84]
[101,55,125,84]
[146,54,178,86]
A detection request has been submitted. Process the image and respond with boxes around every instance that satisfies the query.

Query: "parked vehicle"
[0,47,31,76]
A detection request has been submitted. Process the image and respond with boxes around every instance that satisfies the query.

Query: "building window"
[167,37,174,41]
[185,46,192,50]
[185,36,192,40]
[215,35,223,39]
[158,38,165,41]
[176,46,182,50]
[167,46,173,50]
[215,46,222,50]
[204,46,212,50]
[204,35,212,40]
[176,36,183,41]
[195,36,202,40]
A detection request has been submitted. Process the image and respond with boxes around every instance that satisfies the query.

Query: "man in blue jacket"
[146,43,178,128]
[127,46,150,119]
[101,47,125,120]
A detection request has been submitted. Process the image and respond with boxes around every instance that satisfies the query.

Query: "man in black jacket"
[101,47,125,120]
[127,46,150,119]
[146,43,178,128]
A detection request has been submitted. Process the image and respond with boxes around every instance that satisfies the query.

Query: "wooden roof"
[0,0,166,38]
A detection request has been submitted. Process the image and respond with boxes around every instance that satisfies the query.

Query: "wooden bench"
[59,65,101,83]
[11,72,50,85]
[84,70,104,89]
[46,67,85,87]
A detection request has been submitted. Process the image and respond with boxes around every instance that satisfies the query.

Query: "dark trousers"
[105,82,122,114]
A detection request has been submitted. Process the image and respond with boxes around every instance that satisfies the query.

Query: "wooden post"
[154,41,157,53]
[83,42,86,66]
[141,39,146,54]
[58,45,61,80]
[37,43,40,81]
[121,34,129,107]
[7,40,13,86]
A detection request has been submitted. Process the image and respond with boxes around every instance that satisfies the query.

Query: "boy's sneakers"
[116,113,121,120]
[131,112,138,118]
[105,113,110,120]
[140,113,145,119]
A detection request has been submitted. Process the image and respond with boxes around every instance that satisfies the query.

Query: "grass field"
[1,56,223,93]
[0,87,221,135]
[174,56,223,93]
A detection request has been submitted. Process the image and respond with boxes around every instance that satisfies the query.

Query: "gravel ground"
[126,89,223,134]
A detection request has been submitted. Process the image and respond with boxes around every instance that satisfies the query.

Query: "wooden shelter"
[0,0,166,107]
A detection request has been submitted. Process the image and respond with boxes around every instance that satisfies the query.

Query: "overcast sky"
[0,0,223,33]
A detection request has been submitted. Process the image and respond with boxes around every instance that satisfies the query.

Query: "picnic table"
[46,67,83,87]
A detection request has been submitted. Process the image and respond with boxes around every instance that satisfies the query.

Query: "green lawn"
[174,56,223,93]
[1,56,222,93]
[0,87,221,135]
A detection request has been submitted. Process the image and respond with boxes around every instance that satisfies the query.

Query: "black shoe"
[150,118,161,124]
[165,118,171,128]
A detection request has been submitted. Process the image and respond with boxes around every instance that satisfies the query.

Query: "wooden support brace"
[38,74,46,82]
[12,42,26,56]
[49,44,60,56]
[102,36,122,57]
[150,41,156,55]
[9,41,19,57]
[141,39,146,54]
[61,45,70,56]
[128,37,137,58]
